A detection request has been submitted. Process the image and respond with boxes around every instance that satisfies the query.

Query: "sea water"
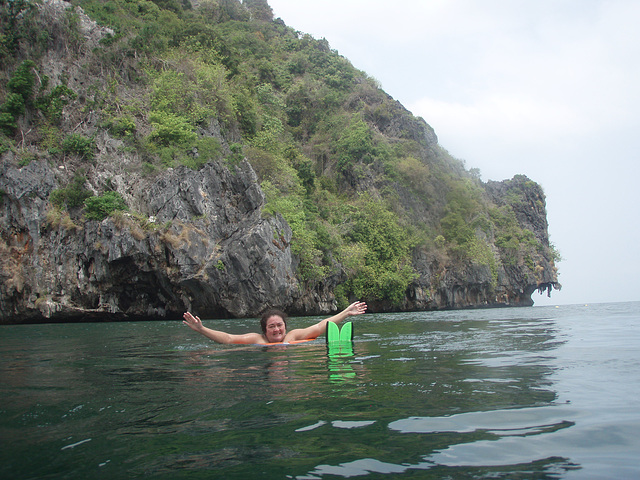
[1,302,639,479]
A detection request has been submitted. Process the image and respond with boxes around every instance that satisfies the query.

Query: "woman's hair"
[260,309,288,334]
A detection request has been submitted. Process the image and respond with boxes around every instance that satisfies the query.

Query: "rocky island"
[0,0,560,323]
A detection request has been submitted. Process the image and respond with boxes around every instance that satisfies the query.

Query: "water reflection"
[388,407,575,435]
[293,311,574,479]
[302,455,579,479]
[327,338,356,383]
[4,306,610,480]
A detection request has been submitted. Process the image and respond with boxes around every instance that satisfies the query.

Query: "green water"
[2,303,640,478]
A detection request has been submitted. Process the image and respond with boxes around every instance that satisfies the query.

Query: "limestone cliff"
[0,158,300,321]
[0,157,559,323]
[0,0,560,323]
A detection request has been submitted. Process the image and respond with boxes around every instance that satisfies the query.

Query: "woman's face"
[265,315,287,343]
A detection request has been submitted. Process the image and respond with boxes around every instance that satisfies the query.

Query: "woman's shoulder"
[230,332,266,344]
[284,329,318,343]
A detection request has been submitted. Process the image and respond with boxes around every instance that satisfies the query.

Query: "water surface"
[1,302,639,479]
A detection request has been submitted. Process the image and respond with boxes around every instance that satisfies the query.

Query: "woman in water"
[183,301,367,344]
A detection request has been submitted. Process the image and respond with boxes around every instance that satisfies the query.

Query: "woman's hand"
[183,312,203,331]
[345,301,367,317]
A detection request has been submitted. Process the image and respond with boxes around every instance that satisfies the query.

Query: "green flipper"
[326,321,340,343]
[327,321,353,344]
[339,321,353,342]
[327,321,355,378]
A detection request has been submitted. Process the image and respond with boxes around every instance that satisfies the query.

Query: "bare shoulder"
[229,332,266,344]
[284,328,318,343]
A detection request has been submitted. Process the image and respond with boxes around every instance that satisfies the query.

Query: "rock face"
[0,159,301,322]
[0,158,559,323]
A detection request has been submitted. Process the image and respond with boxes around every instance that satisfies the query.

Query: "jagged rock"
[486,175,550,245]
[0,162,559,324]
[0,159,300,322]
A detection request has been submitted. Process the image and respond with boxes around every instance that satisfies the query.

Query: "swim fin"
[327,321,354,358]
[339,321,353,342]
[326,321,353,343]
[326,321,340,343]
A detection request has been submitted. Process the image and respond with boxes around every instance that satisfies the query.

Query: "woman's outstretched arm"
[285,301,367,342]
[183,312,264,344]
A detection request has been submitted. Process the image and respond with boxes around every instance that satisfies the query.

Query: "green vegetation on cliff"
[0,0,559,307]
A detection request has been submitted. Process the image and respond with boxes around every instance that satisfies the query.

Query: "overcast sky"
[268,0,640,306]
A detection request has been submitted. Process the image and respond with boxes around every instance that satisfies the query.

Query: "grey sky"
[268,0,640,306]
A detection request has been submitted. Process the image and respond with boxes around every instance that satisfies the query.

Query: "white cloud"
[409,94,589,148]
